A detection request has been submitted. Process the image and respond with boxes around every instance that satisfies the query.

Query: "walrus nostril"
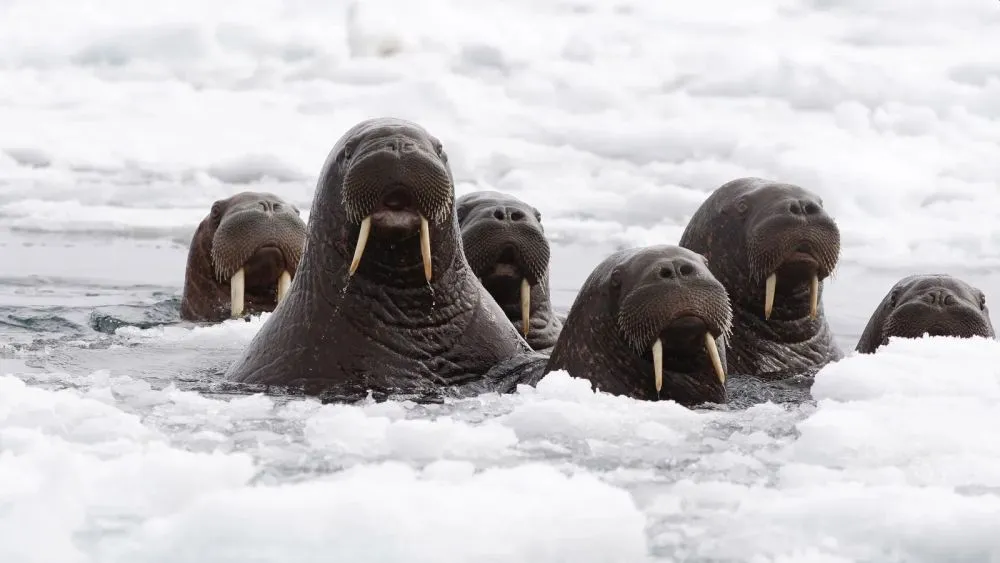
[659,266,675,279]
[802,201,821,215]
[493,208,506,221]
[509,209,525,221]
[678,263,695,277]
[258,201,274,213]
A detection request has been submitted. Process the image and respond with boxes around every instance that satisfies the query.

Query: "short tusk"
[809,274,819,319]
[420,215,432,283]
[349,216,372,276]
[520,278,531,337]
[652,337,663,395]
[277,270,291,304]
[764,272,777,320]
[230,267,245,318]
[704,332,726,385]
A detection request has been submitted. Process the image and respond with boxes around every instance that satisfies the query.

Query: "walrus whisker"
[809,274,819,319]
[277,270,291,304]
[231,267,245,318]
[420,215,432,283]
[349,216,372,276]
[704,332,726,385]
[520,278,531,336]
[651,337,663,395]
[764,272,777,320]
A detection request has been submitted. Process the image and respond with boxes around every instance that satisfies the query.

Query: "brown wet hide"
[223,118,545,399]
[456,190,562,351]
[678,177,843,378]
[179,191,306,322]
[545,245,731,406]
[855,274,996,354]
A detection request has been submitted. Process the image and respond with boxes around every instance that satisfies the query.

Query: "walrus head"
[334,120,455,286]
[546,245,732,406]
[456,190,560,348]
[680,178,841,323]
[180,191,306,322]
[855,274,995,353]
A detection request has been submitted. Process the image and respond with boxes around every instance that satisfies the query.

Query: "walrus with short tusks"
[545,245,731,406]
[456,190,563,352]
[180,191,306,322]
[856,274,996,354]
[678,177,843,378]
[223,117,547,399]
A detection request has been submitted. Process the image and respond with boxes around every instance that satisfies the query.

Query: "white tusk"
[652,337,663,395]
[764,272,777,320]
[520,278,531,337]
[230,267,245,318]
[809,274,819,320]
[704,332,726,385]
[420,215,432,283]
[349,216,372,276]
[277,270,291,304]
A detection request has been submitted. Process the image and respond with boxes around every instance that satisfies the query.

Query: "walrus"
[855,274,995,353]
[678,177,842,378]
[179,191,306,322]
[545,245,730,406]
[456,190,563,352]
[223,117,546,399]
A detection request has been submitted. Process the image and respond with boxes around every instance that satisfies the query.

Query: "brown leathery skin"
[457,190,562,352]
[545,245,732,406]
[223,117,547,400]
[678,177,843,378]
[180,191,306,322]
[856,274,995,354]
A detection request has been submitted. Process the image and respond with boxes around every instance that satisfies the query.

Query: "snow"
[2,0,1000,560]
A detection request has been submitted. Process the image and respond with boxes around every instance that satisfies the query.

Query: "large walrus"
[456,190,563,352]
[545,245,730,406]
[223,117,546,399]
[855,274,995,353]
[180,191,306,322]
[679,177,842,378]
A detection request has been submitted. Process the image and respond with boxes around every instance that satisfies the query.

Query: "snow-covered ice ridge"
[4,325,1000,561]
[1,0,999,271]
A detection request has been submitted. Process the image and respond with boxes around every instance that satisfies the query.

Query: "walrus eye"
[980,293,987,310]
[888,289,899,308]
[210,201,224,226]
[735,198,748,214]
[534,209,542,222]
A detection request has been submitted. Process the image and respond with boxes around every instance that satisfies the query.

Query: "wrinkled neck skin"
[224,160,541,400]
[482,275,562,352]
[727,268,842,379]
[179,219,279,322]
[545,288,726,406]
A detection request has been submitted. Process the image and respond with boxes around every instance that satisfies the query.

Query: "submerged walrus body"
[457,190,563,352]
[679,178,843,379]
[223,118,546,400]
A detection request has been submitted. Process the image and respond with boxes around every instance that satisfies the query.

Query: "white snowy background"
[1,0,1000,561]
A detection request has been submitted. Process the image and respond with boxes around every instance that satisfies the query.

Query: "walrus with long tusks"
[545,245,731,406]
[456,190,563,352]
[180,191,306,322]
[855,274,995,354]
[223,118,547,399]
[679,177,843,378]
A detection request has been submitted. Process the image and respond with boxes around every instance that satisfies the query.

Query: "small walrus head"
[334,119,455,285]
[180,191,306,321]
[457,190,551,337]
[680,178,841,322]
[547,245,732,406]
[856,274,995,354]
